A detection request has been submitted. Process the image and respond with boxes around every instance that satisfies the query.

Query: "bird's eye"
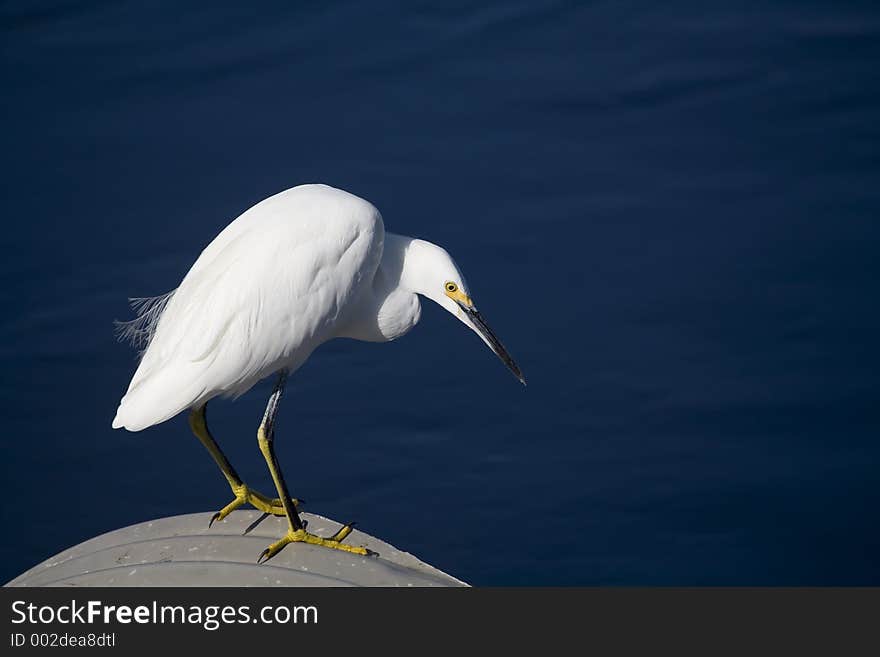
[445,282,458,293]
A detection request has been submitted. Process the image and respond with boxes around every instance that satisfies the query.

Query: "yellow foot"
[257,524,373,563]
[209,483,301,527]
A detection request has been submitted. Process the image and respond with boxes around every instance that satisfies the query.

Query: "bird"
[112,183,524,562]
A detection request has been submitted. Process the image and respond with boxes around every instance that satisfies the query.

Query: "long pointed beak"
[457,301,526,385]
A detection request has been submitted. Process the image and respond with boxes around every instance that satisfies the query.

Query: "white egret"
[113,183,524,561]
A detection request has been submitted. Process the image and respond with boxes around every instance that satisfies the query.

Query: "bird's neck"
[335,233,422,342]
[379,233,412,289]
[375,233,423,339]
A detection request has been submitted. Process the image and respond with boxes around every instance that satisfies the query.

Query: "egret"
[113,183,524,561]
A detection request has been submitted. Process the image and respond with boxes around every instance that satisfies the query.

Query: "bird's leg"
[256,370,371,563]
[188,403,300,526]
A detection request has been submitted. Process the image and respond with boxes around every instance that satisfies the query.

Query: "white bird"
[113,183,524,561]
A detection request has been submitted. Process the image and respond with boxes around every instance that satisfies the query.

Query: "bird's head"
[400,237,526,385]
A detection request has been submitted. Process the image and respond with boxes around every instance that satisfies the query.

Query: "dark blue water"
[2,1,879,585]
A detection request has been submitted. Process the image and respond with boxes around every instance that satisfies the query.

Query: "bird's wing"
[113,185,384,431]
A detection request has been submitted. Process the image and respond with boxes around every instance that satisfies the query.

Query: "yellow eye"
[445,282,458,293]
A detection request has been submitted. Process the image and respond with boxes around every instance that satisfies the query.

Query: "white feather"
[113,184,384,430]
[114,292,176,351]
[112,183,509,432]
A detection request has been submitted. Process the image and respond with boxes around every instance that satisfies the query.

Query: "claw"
[255,528,371,563]
[244,512,271,535]
[208,485,303,528]
[329,522,356,543]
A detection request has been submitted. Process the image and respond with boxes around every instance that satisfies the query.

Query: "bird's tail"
[112,363,206,432]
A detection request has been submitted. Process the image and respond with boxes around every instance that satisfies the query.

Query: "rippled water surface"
[2,1,879,584]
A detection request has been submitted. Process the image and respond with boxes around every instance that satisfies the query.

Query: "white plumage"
[113,183,523,433]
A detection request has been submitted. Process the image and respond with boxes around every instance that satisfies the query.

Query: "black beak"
[458,302,526,385]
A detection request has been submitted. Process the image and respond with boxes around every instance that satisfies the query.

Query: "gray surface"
[6,511,467,587]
